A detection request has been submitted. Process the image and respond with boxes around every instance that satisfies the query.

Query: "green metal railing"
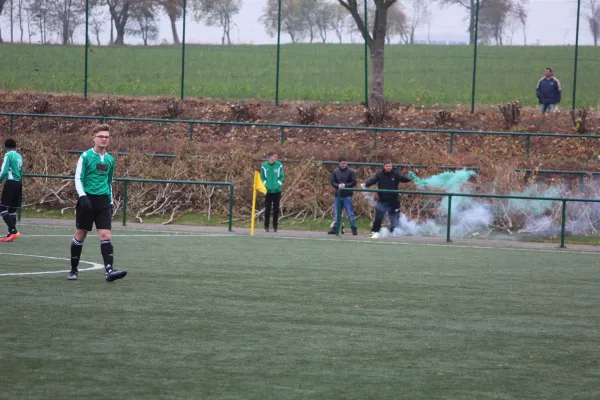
[20,174,235,231]
[3,112,600,157]
[336,188,600,248]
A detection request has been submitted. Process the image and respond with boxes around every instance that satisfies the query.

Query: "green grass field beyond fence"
[2,43,600,107]
[1,224,599,399]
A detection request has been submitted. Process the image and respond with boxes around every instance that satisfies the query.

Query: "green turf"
[2,43,600,107]
[1,224,599,399]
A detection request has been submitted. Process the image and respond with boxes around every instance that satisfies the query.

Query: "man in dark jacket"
[328,158,358,235]
[536,67,561,113]
[361,161,411,238]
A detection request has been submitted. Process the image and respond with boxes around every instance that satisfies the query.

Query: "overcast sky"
[0,0,593,46]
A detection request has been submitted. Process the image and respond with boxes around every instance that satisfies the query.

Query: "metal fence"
[3,112,600,157]
[337,188,600,248]
[19,174,235,231]
[0,0,597,110]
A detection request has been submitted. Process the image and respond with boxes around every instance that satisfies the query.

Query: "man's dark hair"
[92,124,110,135]
[267,151,276,157]
[383,160,393,166]
[4,139,16,149]
[339,157,347,163]
[546,67,553,73]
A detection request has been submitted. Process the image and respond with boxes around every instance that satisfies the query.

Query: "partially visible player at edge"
[0,139,23,242]
[68,124,127,282]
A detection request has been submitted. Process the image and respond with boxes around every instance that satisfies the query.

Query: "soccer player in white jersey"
[68,124,127,282]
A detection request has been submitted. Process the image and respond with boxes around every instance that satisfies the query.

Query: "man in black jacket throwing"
[361,161,411,238]
[329,158,358,235]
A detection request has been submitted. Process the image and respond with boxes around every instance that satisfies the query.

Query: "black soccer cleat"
[106,269,127,282]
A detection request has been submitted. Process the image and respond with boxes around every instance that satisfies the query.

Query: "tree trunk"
[369,38,385,105]
[168,12,179,44]
[110,18,114,44]
[115,23,125,44]
[18,0,22,42]
[10,0,13,43]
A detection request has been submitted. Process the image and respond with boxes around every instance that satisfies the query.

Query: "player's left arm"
[0,153,10,183]
[108,156,114,205]
[397,171,412,183]
[278,164,285,186]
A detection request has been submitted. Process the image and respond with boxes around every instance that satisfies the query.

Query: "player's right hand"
[79,195,92,212]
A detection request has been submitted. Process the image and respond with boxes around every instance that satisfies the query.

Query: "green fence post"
[560,200,567,248]
[122,180,128,226]
[9,116,14,136]
[470,0,480,113]
[579,174,584,192]
[446,195,453,242]
[17,206,21,222]
[372,129,378,150]
[525,135,531,158]
[228,184,234,232]
[189,122,194,141]
[335,190,342,236]
[275,0,282,105]
[363,0,369,108]
[572,0,581,110]
[280,127,285,144]
[180,0,187,100]
[84,0,89,99]
[449,132,455,154]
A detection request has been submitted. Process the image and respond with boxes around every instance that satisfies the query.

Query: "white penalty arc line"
[0,252,104,276]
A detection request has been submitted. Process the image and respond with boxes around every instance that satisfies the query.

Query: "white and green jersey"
[0,150,23,182]
[75,148,115,203]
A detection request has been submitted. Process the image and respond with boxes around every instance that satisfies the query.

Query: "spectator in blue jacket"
[536,67,562,113]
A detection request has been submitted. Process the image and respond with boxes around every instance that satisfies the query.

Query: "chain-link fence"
[0,0,597,109]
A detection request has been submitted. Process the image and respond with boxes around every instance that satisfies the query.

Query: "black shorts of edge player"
[0,180,23,212]
[76,194,112,232]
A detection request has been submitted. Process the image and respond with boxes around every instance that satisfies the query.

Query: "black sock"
[101,240,114,272]
[71,238,84,272]
[1,211,15,234]
[10,213,16,232]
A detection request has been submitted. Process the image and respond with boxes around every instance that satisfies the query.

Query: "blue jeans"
[372,201,400,233]
[333,197,356,229]
[540,104,556,113]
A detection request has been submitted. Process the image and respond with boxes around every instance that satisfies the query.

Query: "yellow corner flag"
[250,171,267,236]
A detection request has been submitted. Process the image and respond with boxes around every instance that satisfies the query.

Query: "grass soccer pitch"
[1,223,599,399]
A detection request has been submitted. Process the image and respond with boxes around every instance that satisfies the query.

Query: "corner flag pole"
[250,180,258,236]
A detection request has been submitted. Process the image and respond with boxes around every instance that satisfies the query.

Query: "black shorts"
[0,180,22,212]
[76,194,112,232]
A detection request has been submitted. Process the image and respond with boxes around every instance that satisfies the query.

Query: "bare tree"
[313,0,334,43]
[386,3,406,44]
[106,0,154,45]
[193,0,242,45]
[28,0,51,43]
[127,3,158,45]
[260,0,307,43]
[0,0,8,41]
[402,0,431,44]
[89,2,108,45]
[160,0,181,44]
[338,0,398,104]
[329,2,348,43]
[438,0,492,44]
[15,0,24,41]
[50,0,85,44]
[478,0,511,45]
[584,0,600,46]
[512,0,527,44]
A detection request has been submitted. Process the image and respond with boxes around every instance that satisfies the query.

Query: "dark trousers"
[265,192,281,229]
[372,199,400,233]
